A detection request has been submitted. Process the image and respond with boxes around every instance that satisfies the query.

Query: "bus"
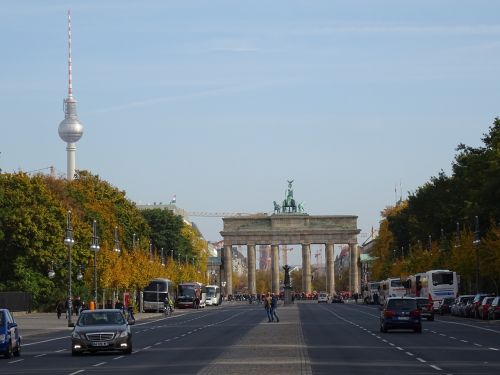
[142,278,173,312]
[176,282,206,309]
[205,285,220,306]
[379,278,405,305]
[405,270,459,311]
[363,281,381,304]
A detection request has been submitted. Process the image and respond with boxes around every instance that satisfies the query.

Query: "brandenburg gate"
[220,181,361,296]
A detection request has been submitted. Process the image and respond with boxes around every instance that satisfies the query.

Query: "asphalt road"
[1,301,499,375]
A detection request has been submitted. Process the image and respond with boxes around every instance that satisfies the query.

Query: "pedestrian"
[56,300,64,319]
[64,297,71,319]
[115,299,124,311]
[74,296,82,316]
[271,293,280,323]
[79,301,87,314]
[264,292,273,322]
[354,293,358,304]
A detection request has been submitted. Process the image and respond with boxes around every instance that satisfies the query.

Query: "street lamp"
[113,226,121,254]
[473,216,480,293]
[76,265,84,281]
[64,210,75,326]
[90,220,100,307]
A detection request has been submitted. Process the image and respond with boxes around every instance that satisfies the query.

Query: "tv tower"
[58,10,84,180]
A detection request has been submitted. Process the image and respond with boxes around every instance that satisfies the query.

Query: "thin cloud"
[293,24,500,36]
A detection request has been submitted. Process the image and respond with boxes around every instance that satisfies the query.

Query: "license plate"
[397,317,410,320]
[91,342,109,347]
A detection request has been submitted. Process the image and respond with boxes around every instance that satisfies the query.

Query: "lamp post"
[90,220,100,307]
[64,210,75,326]
[473,216,480,293]
[113,226,121,254]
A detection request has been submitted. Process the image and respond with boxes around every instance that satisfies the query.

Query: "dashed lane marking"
[143,346,152,350]
[35,353,47,357]
[92,362,106,367]
[405,352,414,356]
[68,370,84,375]
[489,347,499,351]
[416,358,427,363]
[113,356,124,360]
[473,343,482,347]
[396,347,404,351]
[8,359,24,364]
[55,349,66,352]
[430,364,442,371]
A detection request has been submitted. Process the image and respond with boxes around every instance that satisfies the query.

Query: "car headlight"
[0,334,5,343]
[117,331,129,338]
[71,331,81,339]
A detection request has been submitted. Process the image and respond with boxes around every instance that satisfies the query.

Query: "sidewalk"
[12,311,163,338]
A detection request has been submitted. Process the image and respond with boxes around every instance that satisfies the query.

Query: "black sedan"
[70,309,134,355]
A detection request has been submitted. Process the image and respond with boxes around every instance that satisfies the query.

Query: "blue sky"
[1,1,499,264]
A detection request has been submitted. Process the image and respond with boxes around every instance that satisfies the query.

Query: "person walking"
[264,292,273,322]
[56,300,64,319]
[271,293,280,323]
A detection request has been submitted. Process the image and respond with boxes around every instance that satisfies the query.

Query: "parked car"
[380,297,421,333]
[478,297,496,320]
[70,309,134,356]
[415,297,435,321]
[470,294,493,319]
[487,296,500,320]
[331,295,344,303]
[318,292,329,303]
[437,297,455,315]
[451,295,474,317]
[0,308,21,358]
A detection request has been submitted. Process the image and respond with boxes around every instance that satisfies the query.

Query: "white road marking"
[35,353,47,357]
[92,362,106,367]
[154,342,162,346]
[437,319,500,333]
[389,343,395,346]
[405,352,414,356]
[439,333,446,337]
[68,370,85,375]
[449,336,456,340]
[473,343,482,347]
[429,364,442,371]
[113,356,124,360]
[143,346,152,350]
[55,349,66,352]
[8,359,24,364]
[489,347,499,351]
[396,346,404,351]
[23,335,71,346]
[460,340,468,343]
[417,358,427,363]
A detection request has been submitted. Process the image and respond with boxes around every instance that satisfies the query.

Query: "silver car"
[70,309,134,356]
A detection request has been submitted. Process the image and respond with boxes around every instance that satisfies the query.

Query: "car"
[478,296,496,320]
[487,296,500,320]
[70,309,135,356]
[380,297,422,333]
[415,297,435,321]
[331,295,344,303]
[318,292,329,303]
[451,295,474,317]
[0,308,21,358]
[470,294,493,319]
[437,297,455,315]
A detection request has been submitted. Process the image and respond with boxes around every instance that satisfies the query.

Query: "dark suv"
[0,308,21,358]
[380,297,421,333]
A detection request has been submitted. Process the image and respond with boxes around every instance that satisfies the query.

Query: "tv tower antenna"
[58,9,84,180]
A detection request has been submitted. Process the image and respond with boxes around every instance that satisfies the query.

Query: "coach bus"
[205,285,220,306]
[379,278,405,305]
[143,278,173,312]
[405,270,459,311]
[176,282,206,309]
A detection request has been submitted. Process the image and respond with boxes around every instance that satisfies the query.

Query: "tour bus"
[176,282,207,309]
[378,278,405,305]
[205,285,220,306]
[363,281,381,304]
[142,278,173,312]
[405,270,459,311]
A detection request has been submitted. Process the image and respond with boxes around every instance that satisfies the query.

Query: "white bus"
[364,281,381,304]
[379,278,405,305]
[143,278,173,312]
[176,282,207,309]
[405,270,458,311]
[205,285,220,306]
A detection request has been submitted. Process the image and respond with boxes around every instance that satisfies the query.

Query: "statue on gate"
[283,265,291,287]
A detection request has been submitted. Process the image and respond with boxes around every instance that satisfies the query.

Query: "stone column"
[302,244,311,294]
[224,245,233,297]
[326,243,335,295]
[247,244,256,295]
[271,245,280,295]
[349,243,360,294]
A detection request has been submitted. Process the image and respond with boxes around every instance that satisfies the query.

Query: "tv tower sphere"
[58,10,84,180]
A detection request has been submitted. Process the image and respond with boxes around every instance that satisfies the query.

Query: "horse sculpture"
[273,201,281,214]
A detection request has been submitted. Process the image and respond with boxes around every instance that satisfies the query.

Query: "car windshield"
[483,297,494,305]
[178,285,196,297]
[415,299,428,307]
[387,299,417,310]
[78,311,125,326]
[443,298,455,304]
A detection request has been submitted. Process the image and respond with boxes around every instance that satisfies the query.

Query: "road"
[1,301,499,374]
